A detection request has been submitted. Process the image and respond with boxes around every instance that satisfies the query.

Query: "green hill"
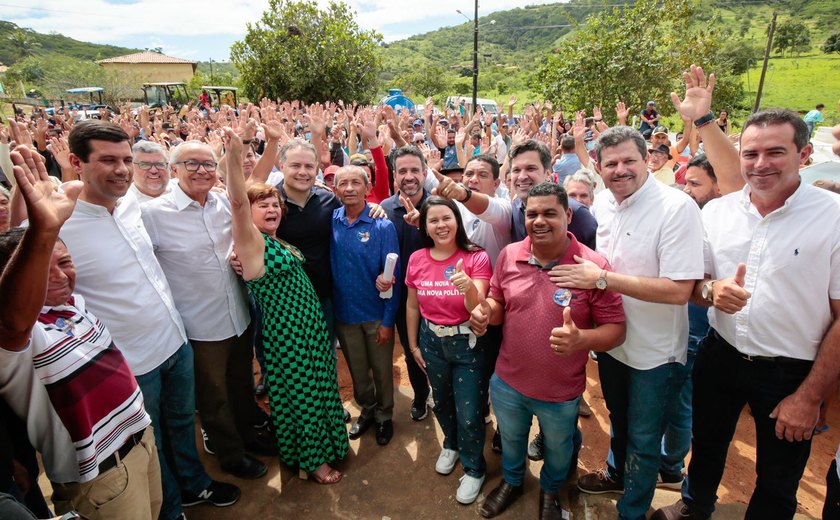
[0,21,139,66]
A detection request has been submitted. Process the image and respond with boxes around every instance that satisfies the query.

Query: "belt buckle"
[433,325,445,337]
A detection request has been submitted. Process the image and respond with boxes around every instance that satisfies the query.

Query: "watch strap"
[693,112,715,129]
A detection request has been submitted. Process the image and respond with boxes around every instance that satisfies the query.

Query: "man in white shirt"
[62,121,239,520]
[126,140,171,204]
[654,68,840,520]
[549,125,704,520]
[141,140,272,481]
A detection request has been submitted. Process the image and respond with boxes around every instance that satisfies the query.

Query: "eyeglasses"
[173,160,217,172]
[135,161,167,170]
[414,140,424,144]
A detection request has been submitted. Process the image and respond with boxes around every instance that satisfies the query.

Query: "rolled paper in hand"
[379,253,399,299]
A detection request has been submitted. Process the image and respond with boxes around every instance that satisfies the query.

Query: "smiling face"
[394,154,425,198]
[648,150,669,171]
[242,147,257,176]
[525,195,572,249]
[45,241,76,307]
[683,166,720,208]
[281,146,318,194]
[250,195,283,235]
[72,139,134,208]
[510,150,549,199]
[173,143,217,200]
[424,203,458,249]
[597,140,649,204]
[463,159,498,196]
[739,123,810,207]
[132,151,169,198]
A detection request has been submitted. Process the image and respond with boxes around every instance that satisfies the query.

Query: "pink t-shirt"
[491,234,625,402]
[406,248,492,325]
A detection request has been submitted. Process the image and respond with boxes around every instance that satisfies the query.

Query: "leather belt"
[426,320,477,348]
[711,330,812,366]
[98,429,145,474]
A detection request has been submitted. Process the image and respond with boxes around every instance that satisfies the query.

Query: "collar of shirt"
[277,181,316,208]
[74,198,116,217]
[172,182,217,211]
[334,204,373,227]
[397,190,429,213]
[738,177,804,217]
[515,233,579,269]
[607,172,656,209]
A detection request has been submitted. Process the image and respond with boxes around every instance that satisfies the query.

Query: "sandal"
[299,466,343,484]
[814,424,829,434]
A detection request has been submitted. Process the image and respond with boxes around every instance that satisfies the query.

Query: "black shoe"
[375,420,393,445]
[348,415,374,439]
[410,399,428,421]
[479,480,523,518]
[254,379,268,398]
[245,429,277,457]
[201,427,214,455]
[527,431,544,461]
[182,480,241,507]
[343,407,351,424]
[539,490,565,520]
[220,454,267,479]
[651,499,710,520]
[491,428,502,453]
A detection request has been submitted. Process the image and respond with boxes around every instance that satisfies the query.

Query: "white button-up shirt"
[60,196,187,376]
[702,182,840,360]
[592,174,705,369]
[141,184,250,341]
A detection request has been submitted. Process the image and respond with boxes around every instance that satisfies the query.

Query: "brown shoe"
[479,480,523,518]
[651,499,710,520]
[539,490,566,520]
[578,398,592,417]
[577,468,624,494]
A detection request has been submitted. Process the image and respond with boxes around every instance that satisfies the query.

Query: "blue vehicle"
[380,89,415,114]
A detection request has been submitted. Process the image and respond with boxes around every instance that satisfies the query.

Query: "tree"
[530,0,747,123]
[230,0,382,103]
[772,21,811,57]
[6,29,41,59]
[822,32,840,54]
[395,64,450,98]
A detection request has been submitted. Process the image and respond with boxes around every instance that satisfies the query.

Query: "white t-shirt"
[459,195,512,268]
[592,174,705,369]
[702,183,840,359]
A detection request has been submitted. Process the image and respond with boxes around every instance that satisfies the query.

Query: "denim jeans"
[682,330,813,519]
[491,374,580,493]
[136,343,211,520]
[420,320,486,478]
[599,352,689,520]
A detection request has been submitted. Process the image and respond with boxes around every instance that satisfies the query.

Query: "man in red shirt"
[471,182,626,519]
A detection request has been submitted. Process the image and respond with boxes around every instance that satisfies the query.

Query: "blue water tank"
[380,89,415,114]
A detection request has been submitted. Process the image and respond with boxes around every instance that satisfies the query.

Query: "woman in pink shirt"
[405,197,492,505]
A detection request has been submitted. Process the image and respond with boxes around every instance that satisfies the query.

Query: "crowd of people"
[0,64,839,520]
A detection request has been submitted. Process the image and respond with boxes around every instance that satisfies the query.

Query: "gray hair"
[563,170,596,199]
[0,185,9,200]
[279,138,318,165]
[169,140,218,165]
[335,165,370,187]
[132,140,168,159]
[594,126,647,165]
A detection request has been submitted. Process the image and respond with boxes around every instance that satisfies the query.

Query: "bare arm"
[406,288,426,372]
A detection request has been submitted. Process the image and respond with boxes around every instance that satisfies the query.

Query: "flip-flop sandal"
[814,425,829,434]
[301,467,343,484]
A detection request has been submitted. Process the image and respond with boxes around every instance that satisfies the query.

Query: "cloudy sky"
[3,0,563,61]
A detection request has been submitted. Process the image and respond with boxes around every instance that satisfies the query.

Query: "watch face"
[595,278,607,290]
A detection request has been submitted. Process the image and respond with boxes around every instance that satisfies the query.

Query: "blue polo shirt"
[331,204,401,327]
[511,196,598,250]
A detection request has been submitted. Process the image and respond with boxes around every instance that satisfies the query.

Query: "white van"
[445,96,499,116]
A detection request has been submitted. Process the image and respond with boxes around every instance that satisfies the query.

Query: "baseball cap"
[413,118,424,126]
[323,164,340,178]
[647,100,656,106]
[652,125,669,136]
[648,143,672,159]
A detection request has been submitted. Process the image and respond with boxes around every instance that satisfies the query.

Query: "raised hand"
[47,136,72,171]
[399,190,420,227]
[712,263,751,314]
[469,299,491,337]
[508,95,517,108]
[8,120,34,148]
[615,101,630,124]
[593,106,603,121]
[11,147,81,231]
[670,64,716,121]
[549,306,581,355]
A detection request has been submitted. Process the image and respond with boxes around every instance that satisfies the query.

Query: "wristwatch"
[458,183,472,203]
[693,111,716,129]
[701,280,716,303]
[595,269,608,290]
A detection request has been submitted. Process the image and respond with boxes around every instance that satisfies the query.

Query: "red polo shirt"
[490,234,625,402]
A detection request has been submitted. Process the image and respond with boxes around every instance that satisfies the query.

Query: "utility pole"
[753,12,777,113]
[209,58,215,85]
[472,0,479,119]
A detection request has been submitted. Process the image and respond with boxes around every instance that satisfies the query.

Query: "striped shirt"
[0,294,150,483]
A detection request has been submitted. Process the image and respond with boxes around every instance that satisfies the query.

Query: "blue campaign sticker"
[553,288,572,307]
[444,265,456,280]
[471,218,480,231]
[357,231,370,243]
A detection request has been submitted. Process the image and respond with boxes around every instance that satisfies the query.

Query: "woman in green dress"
[224,129,348,484]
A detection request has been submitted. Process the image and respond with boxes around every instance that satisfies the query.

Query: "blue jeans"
[599,352,688,520]
[136,343,212,520]
[491,374,581,493]
[420,320,486,478]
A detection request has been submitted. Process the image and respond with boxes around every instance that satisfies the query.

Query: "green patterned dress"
[245,234,349,472]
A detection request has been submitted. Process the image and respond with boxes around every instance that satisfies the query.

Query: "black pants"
[683,330,814,519]
[826,459,840,520]
[395,301,430,404]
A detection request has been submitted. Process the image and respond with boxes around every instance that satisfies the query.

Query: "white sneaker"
[435,448,458,475]
[456,473,485,504]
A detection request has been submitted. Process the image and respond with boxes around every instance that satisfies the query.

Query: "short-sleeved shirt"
[491,235,625,402]
[592,174,704,369]
[275,182,342,299]
[0,295,150,484]
[512,196,597,251]
[702,183,840,360]
[459,196,512,268]
[405,248,492,325]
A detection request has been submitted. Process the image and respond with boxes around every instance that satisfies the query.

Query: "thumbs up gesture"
[549,306,581,356]
[712,262,751,314]
[449,258,474,295]
[470,299,492,337]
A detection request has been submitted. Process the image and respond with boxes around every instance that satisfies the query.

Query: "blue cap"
[413,118,424,126]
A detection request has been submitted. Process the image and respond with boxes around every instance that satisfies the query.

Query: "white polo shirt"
[60,196,187,376]
[592,174,705,369]
[459,195,512,268]
[141,184,250,341]
[702,182,840,360]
